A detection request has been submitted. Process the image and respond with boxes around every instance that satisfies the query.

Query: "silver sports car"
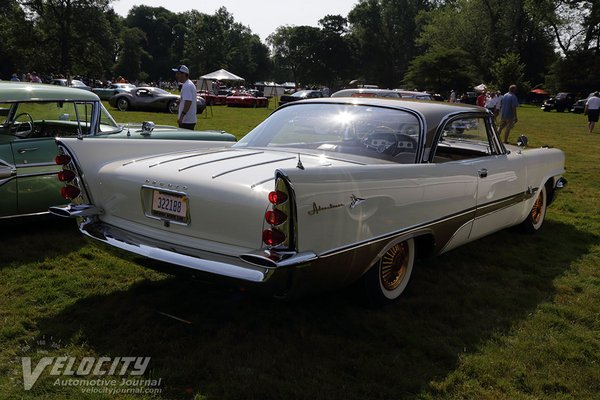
[109,87,206,114]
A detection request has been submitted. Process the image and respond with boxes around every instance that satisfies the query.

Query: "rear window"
[235,103,421,164]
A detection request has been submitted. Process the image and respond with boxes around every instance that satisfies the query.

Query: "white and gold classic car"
[50,98,566,304]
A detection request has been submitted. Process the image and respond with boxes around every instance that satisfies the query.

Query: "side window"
[432,117,496,163]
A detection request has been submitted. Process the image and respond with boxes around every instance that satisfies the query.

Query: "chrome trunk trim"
[179,151,264,172]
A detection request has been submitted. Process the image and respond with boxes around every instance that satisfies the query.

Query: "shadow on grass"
[0,215,85,266]
[36,220,596,400]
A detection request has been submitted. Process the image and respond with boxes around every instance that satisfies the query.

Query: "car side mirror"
[141,121,155,135]
[517,135,528,147]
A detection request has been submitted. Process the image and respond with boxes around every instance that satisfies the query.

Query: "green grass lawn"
[1,104,599,400]
[103,100,274,136]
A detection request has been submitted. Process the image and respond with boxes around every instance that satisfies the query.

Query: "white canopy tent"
[200,69,244,81]
[474,83,487,92]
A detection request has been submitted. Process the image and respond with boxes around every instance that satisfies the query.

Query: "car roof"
[279,97,488,147]
[0,82,99,102]
[331,88,400,97]
[394,90,431,96]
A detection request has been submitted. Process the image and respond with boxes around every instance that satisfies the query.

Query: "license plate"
[151,190,188,221]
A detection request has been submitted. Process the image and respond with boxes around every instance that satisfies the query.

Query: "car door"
[135,89,155,110]
[430,114,527,245]
[0,140,18,217]
[10,101,94,215]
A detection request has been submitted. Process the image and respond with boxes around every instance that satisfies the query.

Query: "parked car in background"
[51,79,91,91]
[279,89,324,105]
[331,88,402,99]
[51,98,565,304]
[198,90,227,106]
[394,90,434,101]
[571,92,597,113]
[541,92,575,112]
[92,83,136,100]
[109,87,206,114]
[226,91,269,108]
[0,82,235,219]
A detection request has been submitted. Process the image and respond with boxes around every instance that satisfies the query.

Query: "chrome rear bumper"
[76,219,319,296]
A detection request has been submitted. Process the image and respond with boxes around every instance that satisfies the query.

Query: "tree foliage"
[2,0,597,94]
[403,48,478,92]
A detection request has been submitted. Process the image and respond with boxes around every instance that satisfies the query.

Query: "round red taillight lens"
[55,154,71,165]
[262,229,286,246]
[60,185,80,200]
[265,209,287,226]
[268,190,288,205]
[57,170,76,182]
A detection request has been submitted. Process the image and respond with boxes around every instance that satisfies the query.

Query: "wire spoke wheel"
[363,238,415,305]
[519,184,547,233]
[380,242,409,291]
[531,191,545,225]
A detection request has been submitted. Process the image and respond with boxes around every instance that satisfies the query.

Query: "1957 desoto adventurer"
[50,98,566,303]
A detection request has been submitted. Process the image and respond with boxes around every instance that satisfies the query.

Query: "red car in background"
[197,90,227,106]
[226,91,268,108]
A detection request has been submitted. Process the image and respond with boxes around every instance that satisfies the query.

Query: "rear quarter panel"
[281,163,479,256]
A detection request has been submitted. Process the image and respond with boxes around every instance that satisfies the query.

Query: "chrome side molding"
[48,204,103,218]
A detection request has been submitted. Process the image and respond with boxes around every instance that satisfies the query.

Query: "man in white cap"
[172,65,197,130]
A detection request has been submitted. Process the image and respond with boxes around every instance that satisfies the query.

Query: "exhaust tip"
[240,254,278,268]
[48,206,72,217]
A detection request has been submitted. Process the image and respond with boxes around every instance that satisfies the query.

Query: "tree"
[181,7,270,81]
[490,53,529,94]
[545,49,600,94]
[403,48,478,93]
[348,0,430,88]
[113,27,150,81]
[417,0,555,85]
[19,0,116,75]
[317,15,355,88]
[268,25,323,85]
[0,1,37,78]
[125,6,182,80]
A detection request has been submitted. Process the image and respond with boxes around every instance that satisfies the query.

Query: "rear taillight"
[263,177,294,249]
[55,154,71,165]
[264,209,287,225]
[61,185,80,200]
[262,228,286,246]
[57,170,76,182]
[268,190,287,205]
[56,145,84,202]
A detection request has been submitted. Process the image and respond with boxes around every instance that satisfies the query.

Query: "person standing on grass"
[476,91,486,107]
[497,84,519,144]
[172,65,197,130]
[584,92,600,133]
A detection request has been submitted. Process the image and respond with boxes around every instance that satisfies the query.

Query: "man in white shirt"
[172,65,197,130]
[485,92,500,120]
[584,92,600,133]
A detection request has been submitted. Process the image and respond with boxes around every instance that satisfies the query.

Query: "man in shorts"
[497,84,519,144]
[584,91,600,133]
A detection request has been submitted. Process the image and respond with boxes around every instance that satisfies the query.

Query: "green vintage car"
[0,82,236,219]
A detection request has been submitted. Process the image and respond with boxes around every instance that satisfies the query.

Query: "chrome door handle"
[17,147,39,154]
[478,168,488,178]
